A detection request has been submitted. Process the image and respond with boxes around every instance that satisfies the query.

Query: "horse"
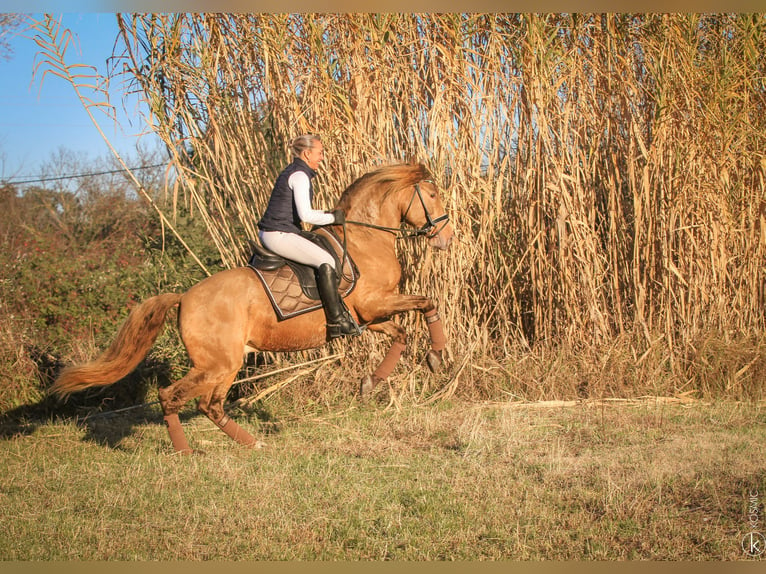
[50,163,454,454]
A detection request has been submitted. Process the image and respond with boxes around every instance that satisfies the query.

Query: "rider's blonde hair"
[291,134,321,158]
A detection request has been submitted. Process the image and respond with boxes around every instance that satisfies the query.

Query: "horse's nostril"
[431,232,454,251]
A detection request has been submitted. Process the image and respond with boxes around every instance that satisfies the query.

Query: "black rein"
[344,182,449,241]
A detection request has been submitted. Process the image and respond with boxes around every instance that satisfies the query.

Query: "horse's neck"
[346,190,400,256]
[358,187,402,228]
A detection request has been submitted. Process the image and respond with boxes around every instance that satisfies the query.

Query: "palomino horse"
[51,163,454,453]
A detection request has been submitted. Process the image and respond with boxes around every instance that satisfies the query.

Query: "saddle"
[247,228,359,321]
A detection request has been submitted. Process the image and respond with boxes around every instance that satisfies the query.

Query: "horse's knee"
[392,331,408,346]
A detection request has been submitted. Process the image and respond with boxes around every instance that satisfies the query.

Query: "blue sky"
[0,13,158,182]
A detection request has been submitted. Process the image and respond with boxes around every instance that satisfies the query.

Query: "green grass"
[1,397,763,560]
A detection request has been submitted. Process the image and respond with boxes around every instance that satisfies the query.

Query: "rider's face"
[301,142,324,171]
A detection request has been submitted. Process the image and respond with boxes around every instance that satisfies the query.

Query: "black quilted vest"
[258,158,316,234]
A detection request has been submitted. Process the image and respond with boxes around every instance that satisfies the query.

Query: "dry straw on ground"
[110,14,764,398]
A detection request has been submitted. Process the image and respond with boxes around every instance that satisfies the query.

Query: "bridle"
[345,181,450,241]
[333,180,450,286]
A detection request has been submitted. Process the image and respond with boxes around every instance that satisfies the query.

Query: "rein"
[333,180,449,286]
[344,182,450,241]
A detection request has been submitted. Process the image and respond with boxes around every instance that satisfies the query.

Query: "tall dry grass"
[110,14,765,398]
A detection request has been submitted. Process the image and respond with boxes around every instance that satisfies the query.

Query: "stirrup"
[327,318,364,339]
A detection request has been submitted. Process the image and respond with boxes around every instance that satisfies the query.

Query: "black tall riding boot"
[316,263,362,338]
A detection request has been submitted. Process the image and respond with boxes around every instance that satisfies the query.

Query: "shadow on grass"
[0,347,280,450]
[0,379,161,450]
[1,346,168,449]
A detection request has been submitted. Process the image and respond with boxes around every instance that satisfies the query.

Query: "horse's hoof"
[359,375,376,398]
[426,350,443,373]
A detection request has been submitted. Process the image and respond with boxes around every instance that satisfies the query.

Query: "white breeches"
[258,230,335,269]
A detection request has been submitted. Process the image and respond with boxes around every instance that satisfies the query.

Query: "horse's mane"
[337,163,430,210]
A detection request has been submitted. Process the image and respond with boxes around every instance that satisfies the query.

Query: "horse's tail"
[50,292,182,398]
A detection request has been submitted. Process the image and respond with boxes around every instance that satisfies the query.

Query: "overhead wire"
[1,163,168,186]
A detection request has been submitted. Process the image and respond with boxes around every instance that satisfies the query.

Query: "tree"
[0,13,24,61]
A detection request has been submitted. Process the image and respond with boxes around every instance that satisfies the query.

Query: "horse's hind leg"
[158,367,260,452]
[197,373,262,448]
[158,367,210,454]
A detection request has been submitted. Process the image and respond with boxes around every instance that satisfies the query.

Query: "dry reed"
[111,14,765,399]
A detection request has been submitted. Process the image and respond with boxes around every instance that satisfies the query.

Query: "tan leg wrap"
[425,309,447,351]
[163,414,192,454]
[373,341,407,381]
[216,415,258,447]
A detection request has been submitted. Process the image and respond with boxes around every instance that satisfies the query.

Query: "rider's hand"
[331,209,345,225]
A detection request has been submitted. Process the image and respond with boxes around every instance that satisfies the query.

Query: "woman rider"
[257,134,362,339]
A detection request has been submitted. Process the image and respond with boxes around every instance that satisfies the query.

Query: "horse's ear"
[415,163,431,181]
[403,162,426,184]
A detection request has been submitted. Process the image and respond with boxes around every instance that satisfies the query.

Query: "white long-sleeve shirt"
[289,171,335,226]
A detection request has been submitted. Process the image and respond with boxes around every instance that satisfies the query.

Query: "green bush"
[0,180,222,413]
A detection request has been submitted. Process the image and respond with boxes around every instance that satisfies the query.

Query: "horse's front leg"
[423,307,446,373]
[357,294,448,397]
[359,320,407,398]
[361,293,447,374]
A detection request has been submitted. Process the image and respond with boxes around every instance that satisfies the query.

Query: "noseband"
[346,181,450,241]
[402,181,451,239]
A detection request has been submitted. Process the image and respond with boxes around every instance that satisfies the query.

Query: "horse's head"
[401,179,454,251]
[338,164,455,250]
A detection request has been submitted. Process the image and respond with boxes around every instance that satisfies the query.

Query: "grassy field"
[4,14,763,566]
[1,394,763,561]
